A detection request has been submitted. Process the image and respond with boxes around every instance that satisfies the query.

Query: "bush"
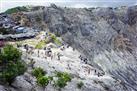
[32,67,45,78]
[54,72,72,89]
[77,81,84,89]
[0,45,22,64]
[1,61,26,84]
[0,45,26,85]
[32,67,55,87]
[54,78,67,88]
[55,72,71,82]
[37,76,49,87]
[16,61,27,75]
[1,62,18,84]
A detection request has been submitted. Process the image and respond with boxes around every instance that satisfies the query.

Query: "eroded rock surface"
[30,5,137,91]
[1,5,137,91]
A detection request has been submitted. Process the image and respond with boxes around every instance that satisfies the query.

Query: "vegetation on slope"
[35,40,46,49]
[50,33,62,46]
[35,32,61,49]
[54,72,72,89]
[37,76,50,87]
[5,6,28,14]
[32,67,72,89]
[0,45,26,85]
[32,67,45,78]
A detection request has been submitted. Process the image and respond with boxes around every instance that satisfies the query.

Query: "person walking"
[72,47,75,51]
[24,44,29,53]
[38,50,40,57]
[88,68,91,75]
[67,44,69,48]
[51,54,53,60]
[45,55,47,59]
[44,47,46,50]
[67,64,71,70]
[17,43,20,48]
[57,52,61,60]
[94,69,97,75]
[29,59,35,69]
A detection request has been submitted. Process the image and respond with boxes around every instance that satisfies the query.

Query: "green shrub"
[0,45,22,63]
[77,81,84,89]
[16,61,27,75]
[54,72,72,89]
[37,76,49,87]
[32,67,45,78]
[1,61,26,84]
[1,62,18,84]
[0,45,26,85]
[54,78,67,88]
[55,72,71,82]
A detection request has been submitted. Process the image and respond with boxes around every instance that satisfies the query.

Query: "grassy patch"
[50,33,62,46]
[35,40,46,49]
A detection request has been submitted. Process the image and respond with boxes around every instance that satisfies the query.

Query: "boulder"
[0,85,8,91]
[11,75,33,91]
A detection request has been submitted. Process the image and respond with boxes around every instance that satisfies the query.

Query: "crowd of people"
[78,54,105,77]
[17,42,67,61]
[79,55,88,64]
[17,42,105,77]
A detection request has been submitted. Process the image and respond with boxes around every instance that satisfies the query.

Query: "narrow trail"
[20,46,108,80]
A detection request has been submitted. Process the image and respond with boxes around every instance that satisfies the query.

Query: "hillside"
[0,4,137,91]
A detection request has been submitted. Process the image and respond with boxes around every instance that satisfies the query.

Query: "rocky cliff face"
[25,5,137,91]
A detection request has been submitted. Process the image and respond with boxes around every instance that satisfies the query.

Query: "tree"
[0,45,22,64]
[0,45,26,85]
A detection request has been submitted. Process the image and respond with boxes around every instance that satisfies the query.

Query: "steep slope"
[2,4,136,91]
[24,5,137,91]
